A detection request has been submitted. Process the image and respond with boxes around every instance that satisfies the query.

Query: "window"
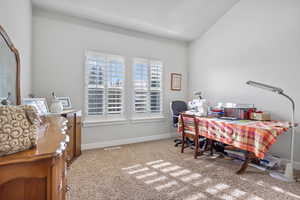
[85,51,125,120]
[133,58,163,117]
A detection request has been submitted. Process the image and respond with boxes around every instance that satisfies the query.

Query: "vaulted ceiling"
[32,0,239,41]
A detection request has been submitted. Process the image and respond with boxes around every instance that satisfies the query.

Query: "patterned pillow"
[0,105,40,156]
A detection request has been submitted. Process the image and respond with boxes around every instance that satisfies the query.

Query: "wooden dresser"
[60,110,82,165]
[0,116,70,200]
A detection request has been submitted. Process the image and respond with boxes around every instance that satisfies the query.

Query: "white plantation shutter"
[133,59,149,113]
[133,58,163,116]
[150,61,162,113]
[86,56,105,116]
[85,52,124,119]
[106,56,124,115]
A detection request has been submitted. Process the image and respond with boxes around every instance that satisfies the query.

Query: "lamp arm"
[280,92,295,114]
[279,92,296,170]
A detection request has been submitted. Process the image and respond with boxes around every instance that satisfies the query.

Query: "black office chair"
[170,101,188,126]
[170,101,190,147]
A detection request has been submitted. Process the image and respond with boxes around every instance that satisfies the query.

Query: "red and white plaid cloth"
[178,116,290,159]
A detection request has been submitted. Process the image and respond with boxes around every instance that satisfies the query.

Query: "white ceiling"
[32,0,239,41]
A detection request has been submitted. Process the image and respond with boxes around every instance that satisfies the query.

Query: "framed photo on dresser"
[22,98,49,115]
[57,97,72,110]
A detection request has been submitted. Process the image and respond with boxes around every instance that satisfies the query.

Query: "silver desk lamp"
[246,81,296,182]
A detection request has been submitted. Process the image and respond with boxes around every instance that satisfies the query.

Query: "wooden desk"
[179,115,290,174]
[0,116,69,200]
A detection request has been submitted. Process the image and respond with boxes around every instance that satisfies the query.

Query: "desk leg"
[236,151,255,174]
[181,134,185,153]
[194,136,199,159]
[204,139,209,152]
[210,140,215,156]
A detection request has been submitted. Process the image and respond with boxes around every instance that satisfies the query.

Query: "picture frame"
[171,73,182,91]
[57,97,72,110]
[22,98,49,115]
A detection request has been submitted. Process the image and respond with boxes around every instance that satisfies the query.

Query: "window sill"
[83,116,167,127]
[83,119,128,127]
[130,116,166,124]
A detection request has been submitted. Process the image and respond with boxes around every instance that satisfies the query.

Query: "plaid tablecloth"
[178,116,290,159]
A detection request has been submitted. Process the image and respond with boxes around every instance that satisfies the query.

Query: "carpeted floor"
[68,139,300,200]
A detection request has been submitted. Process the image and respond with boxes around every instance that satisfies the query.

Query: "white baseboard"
[82,132,177,150]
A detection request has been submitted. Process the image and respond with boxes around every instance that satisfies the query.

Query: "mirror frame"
[0,25,21,105]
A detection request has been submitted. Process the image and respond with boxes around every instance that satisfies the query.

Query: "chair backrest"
[170,101,188,126]
[170,101,188,116]
[180,113,199,136]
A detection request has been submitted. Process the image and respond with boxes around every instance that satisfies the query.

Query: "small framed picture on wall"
[171,73,182,91]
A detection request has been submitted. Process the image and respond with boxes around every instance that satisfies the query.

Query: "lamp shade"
[246,81,284,94]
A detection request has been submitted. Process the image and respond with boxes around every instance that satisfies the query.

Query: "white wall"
[0,0,32,98]
[32,10,188,146]
[189,0,300,162]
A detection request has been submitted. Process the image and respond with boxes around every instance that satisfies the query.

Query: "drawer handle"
[63,156,72,167]
[65,135,70,143]
[57,180,63,192]
[63,120,68,126]
[66,160,72,167]
[64,185,71,192]
[64,167,68,177]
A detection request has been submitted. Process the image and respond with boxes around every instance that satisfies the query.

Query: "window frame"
[84,51,125,122]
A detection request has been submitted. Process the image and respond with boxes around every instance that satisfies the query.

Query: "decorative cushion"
[0,105,40,156]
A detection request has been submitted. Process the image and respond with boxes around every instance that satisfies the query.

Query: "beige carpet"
[68,139,300,200]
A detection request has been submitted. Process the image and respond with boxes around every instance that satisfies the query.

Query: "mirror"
[0,25,20,105]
